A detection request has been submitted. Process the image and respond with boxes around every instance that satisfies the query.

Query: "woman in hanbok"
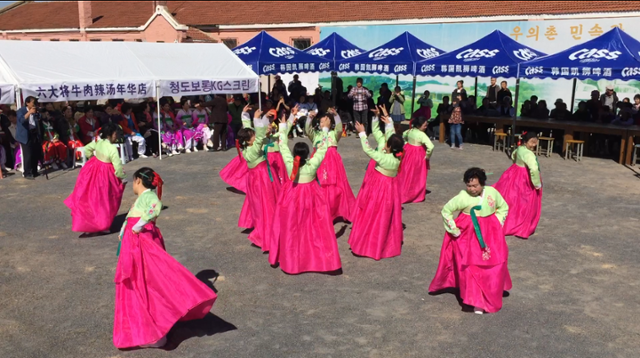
[153,99,182,156]
[397,116,434,203]
[429,167,511,314]
[348,110,404,260]
[192,99,214,149]
[64,122,126,236]
[305,107,356,223]
[236,109,277,251]
[493,131,542,239]
[176,99,198,153]
[219,105,252,194]
[63,106,84,161]
[268,114,341,274]
[114,167,217,349]
[261,109,289,195]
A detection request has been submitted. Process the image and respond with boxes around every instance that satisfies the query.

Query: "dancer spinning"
[348,108,405,260]
[429,167,511,314]
[237,109,276,252]
[269,114,342,274]
[114,167,217,349]
[397,116,434,203]
[261,109,289,194]
[493,131,542,239]
[305,107,356,223]
[64,122,126,236]
[219,105,253,194]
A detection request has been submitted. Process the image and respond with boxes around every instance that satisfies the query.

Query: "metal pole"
[258,76,262,110]
[331,75,336,107]
[156,84,162,160]
[268,76,271,99]
[396,75,399,87]
[570,78,577,112]
[474,76,478,100]
[410,76,417,115]
[512,66,521,146]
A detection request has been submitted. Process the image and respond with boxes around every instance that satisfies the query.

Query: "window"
[112,39,124,42]
[90,39,102,42]
[32,38,41,41]
[135,39,143,42]
[50,39,60,41]
[222,38,237,49]
[292,38,311,50]
[156,41,165,43]
[69,39,80,42]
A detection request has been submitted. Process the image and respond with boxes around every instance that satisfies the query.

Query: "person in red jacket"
[117,103,147,161]
[78,106,101,144]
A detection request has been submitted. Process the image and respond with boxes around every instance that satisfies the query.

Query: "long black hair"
[237,127,255,150]
[293,142,310,167]
[463,167,487,186]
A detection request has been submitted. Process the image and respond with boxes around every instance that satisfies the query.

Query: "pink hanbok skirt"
[397,143,429,204]
[429,214,512,313]
[348,169,403,260]
[493,164,542,239]
[269,181,341,274]
[266,151,289,195]
[220,155,248,193]
[64,157,125,233]
[113,217,217,348]
[245,161,277,251]
[317,147,355,222]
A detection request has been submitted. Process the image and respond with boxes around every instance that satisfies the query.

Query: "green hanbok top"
[83,139,125,179]
[442,186,508,236]
[360,117,400,177]
[403,127,434,158]
[512,146,541,188]
[278,123,329,183]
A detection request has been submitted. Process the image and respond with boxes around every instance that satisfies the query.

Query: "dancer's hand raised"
[355,122,365,134]
[254,109,263,119]
[243,104,251,112]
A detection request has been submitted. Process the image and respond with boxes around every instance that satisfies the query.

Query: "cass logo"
[319,62,331,71]
[525,66,544,76]
[420,64,436,73]
[234,46,256,55]
[340,49,361,59]
[369,47,404,60]
[394,65,408,73]
[456,49,500,61]
[621,67,640,77]
[338,63,351,71]
[262,64,276,73]
[417,48,440,60]
[269,47,296,59]
[513,48,538,61]
[568,49,621,63]
[492,66,509,75]
[308,48,331,57]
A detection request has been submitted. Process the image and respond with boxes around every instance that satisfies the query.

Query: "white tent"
[124,42,259,97]
[0,54,17,104]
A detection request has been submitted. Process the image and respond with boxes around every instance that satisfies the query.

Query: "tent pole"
[258,77,262,110]
[512,69,520,147]
[474,76,478,99]
[396,75,399,87]
[156,84,162,160]
[569,78,577,112]
[331,74,336,107]
[410,76,417,116]
[268,76,271,99]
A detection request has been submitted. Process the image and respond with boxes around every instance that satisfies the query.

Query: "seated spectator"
[530,95,539,113]
[623,97,631,103]
[300,95,318,113]
[612,107,634,126]
[462,95,477,114]
[78,106,101,144]
[549,100,571,121]
[599,106,615,123]
[632,94,640,114]
[520,100,533,117]
[535,100,549,119]
[118,103,147,160]
[572,101,591,122]
[496,96,515,117]
[41,110,68,170]
[475,97,500,116]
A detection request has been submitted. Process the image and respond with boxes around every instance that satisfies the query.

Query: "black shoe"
[24,175,35,180]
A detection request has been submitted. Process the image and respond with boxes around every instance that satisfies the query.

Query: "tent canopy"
[416,30,546,78]
[232,30,331,75]
[519,27,640,80]
[0,40,258,102]
[304,32,365,71]
[125,42,258,97]
[335,31,444,76]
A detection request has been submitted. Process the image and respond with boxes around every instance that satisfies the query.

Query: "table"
[439,115,638,164]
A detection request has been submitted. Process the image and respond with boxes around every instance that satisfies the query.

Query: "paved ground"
[1,135,640,358]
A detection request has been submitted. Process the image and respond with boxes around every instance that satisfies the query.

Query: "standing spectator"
[452,80,468,102]
[272,76,288,102]
[389,86,406,133]
[600,85,618,114]
[486,77,499,107]
[16,96,44,179]
[585,90,602,123]
[208,94,229,151]
[347,78,371,131]
[449,95,464,150]
[320,90,333,114]
[288,74,303,101]
[227,95,245,142]
[377,83,392,111]
[497,81,512,105]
